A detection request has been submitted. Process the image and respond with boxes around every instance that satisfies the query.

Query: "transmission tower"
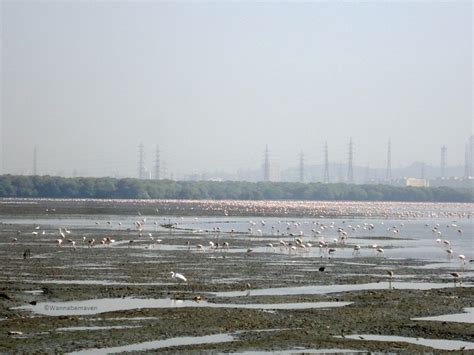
[323,142,329,183]
[365,164,370,183]
[440,146,447,178]
[464,136,474,178]
[299,151,304,183]
[263,145,270,181]
[347,138,354,184]
[386,139,392,181]
[138,142,145,179]
[420,162,425,180]
[468,136,474,178]
[33,146,37,176]
[154,145,161,180]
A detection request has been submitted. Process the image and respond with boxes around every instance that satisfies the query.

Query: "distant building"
[406,178,429,187]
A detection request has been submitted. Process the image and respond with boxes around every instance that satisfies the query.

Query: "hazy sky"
[1,1,472,178]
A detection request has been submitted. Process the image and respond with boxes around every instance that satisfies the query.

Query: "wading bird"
[450,272,461,286]
[170,271,187,283]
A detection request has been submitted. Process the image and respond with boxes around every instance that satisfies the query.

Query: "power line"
[347,138,354,184]
[33,146,37,176]
[323,141,329,184]
[440,145,447,178]
[138,142,145,179]
[263,145,270,182]
[299,151,304,183]
[154,145,161,180]
[386,139,392,181]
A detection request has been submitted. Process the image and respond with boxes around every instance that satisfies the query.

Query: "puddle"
[4,279,168,286]
[16,297,352,316]
[68,333,236,354]
[233,350,363,354]
[415,263,474,271]
[413,307,474,324]
[57,325,141,331]
[337,334,474,350]
[24,290,43,295]
[105,316,160,321]
[213,282,472,297]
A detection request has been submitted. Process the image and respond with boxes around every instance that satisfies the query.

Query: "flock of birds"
[10,211,471,286]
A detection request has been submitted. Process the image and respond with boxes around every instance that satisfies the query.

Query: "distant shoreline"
[0,175,472,204]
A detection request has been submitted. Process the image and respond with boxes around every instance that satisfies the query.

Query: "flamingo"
[450,272,461,286]
[387,270,394,289]
[446,249,454,259]
[266,243,275,252]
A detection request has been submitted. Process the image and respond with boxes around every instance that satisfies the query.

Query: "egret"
[170,271,187,283]
[353,245,361,255]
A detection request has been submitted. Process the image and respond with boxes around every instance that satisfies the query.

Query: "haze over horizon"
[1,1,472,179]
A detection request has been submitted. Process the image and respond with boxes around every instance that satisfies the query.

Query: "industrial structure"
[347,138,354,183]
[386,139,392,182]
[299,151,304,183]
[323,142,329,184]
[154,146,161,180]
[263,145,270,182]
[138,142,146,179]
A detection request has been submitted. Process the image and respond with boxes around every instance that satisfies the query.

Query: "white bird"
[170,271,187,283]
[353,245,361,255]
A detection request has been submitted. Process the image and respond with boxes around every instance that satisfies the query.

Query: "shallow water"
[68,333,236,354]
[16,297,352,316]
[412,307,474,324]
[213,282,472,297]
[338,334,474,350]
[231,350,364,355]
[57,325,141,331]
[3,214,473,262]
